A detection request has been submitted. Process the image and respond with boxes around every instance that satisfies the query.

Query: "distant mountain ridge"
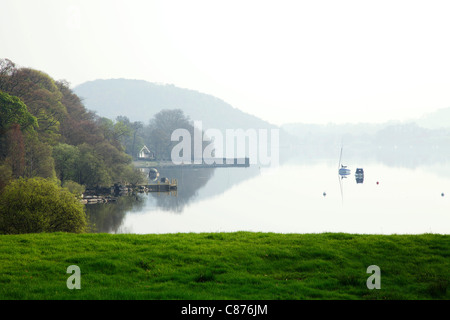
[416,107,450,129]
[74,79,277,131]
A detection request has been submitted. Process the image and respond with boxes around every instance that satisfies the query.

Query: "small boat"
[149,168,160,181]
[355,168,364,183]
[339,165,351,176]
[338,147,351,176]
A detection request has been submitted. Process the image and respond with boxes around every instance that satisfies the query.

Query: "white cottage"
[138,145,155,160]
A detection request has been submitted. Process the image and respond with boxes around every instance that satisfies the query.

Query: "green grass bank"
[0,232,448,300]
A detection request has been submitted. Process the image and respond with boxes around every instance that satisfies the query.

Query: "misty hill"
[74,79,277,132]
[281,120,450,167]
[416,107,450,129]
[282,121,450,147]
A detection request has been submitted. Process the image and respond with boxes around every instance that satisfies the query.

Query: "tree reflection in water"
[85,194,145,233]
[85,165,262,233]
[85,167,216,232]
[149,167,215,213]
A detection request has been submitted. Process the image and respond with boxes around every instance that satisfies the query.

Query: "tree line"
[116,108,211,162]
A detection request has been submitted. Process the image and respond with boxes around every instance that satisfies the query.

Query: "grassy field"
[0,232,448,300]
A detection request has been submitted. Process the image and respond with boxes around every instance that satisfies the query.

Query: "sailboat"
[338,146,351,176]
[337,146,350,205]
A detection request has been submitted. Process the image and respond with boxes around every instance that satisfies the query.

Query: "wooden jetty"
[145,178,178,192]
[81,179,179,204]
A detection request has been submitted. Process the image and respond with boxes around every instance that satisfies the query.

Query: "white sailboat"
[338,146,351,176]
[337,145,350,205]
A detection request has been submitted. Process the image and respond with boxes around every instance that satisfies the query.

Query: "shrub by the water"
[0,177,86,234]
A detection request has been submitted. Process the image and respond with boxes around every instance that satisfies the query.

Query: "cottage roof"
[140,145,151,153]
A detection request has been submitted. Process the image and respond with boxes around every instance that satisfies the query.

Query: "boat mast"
[338,146,343,169]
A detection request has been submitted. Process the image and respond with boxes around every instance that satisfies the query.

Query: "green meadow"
[0,232,448,300]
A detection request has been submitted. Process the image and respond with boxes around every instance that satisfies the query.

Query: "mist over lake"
[86,144,450,235]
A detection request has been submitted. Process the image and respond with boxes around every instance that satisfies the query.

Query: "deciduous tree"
[53,143,80,185]
[5,124,25,178]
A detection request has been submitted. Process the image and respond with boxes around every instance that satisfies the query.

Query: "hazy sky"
[2,0,450,125]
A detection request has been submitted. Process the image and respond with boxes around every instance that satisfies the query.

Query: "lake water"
[86,153,450,235]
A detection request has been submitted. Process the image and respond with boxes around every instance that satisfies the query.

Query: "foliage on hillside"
[0,58,144,190]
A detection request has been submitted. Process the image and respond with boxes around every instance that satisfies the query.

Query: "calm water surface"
[86,157,450,234]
